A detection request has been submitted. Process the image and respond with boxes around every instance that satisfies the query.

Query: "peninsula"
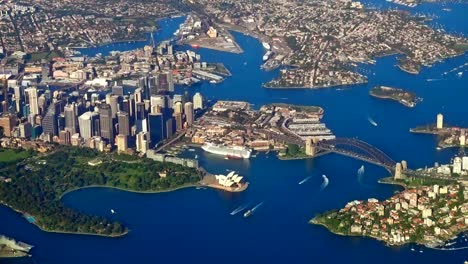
[0,145,203,237]
[311,181,467,247]
[370,86,419,108]
[187,101,334,157]
[410,114,468,149]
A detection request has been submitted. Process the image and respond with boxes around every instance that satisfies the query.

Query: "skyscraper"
[136,132,149,154]
[64,103,77,133]
[19,122,32,138]
[42,108,58,137]
[112,85,124,96]
[13,86,22,113]
[110,94,121,118]
[174,112,183,131]
[99,104,114,144]
[193,92,203,110]
[25,87,39,116]
[78,111,98,139]
[148,113,164,148]
[184,102,194,126]
[166,118,174,138]
[168,71,174,92]
[135,102,147,132]
[174,101,183,114]
[150,95,166,114]
[117,111,130,136]
[116,134,128,153]
[0,114,16,137]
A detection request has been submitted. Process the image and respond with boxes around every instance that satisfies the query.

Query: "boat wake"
[251,202,264,212]
[429,246,468,251]
[320,175,329,191]
[298,176,312,185]
[357,165,365,185]
[230,203,251,215]
[367,116,378,127]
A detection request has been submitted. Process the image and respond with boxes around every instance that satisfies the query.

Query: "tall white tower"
[26,87,39,116]
[193,92,203,110]
[436,113,444,129]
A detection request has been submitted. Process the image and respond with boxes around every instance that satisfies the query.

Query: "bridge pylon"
[394,162,407,180]
[305,138,316,156]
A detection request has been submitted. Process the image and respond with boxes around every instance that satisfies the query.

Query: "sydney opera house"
[215,171,244,187]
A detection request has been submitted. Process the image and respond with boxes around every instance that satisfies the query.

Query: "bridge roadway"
[154,130,187,153]
[258,132,398,171]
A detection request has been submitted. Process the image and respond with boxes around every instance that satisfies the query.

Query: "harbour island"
[370,86,419,108]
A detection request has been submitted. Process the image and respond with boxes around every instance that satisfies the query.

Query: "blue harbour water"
[1,2,468,263]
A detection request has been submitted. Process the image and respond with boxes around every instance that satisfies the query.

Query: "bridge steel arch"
[315,138,397,170]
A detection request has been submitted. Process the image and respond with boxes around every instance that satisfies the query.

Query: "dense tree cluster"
[0,146,201,236]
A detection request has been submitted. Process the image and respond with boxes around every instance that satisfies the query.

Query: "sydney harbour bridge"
[262,129,453,180]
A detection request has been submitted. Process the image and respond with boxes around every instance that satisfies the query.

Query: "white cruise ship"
[202,142,252,159]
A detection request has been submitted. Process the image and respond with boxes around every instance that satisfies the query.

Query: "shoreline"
[310,178,466,248]
[397,64,420,75]
[1,177,247,238]
[369,93,416,108]
[263,80,368,90]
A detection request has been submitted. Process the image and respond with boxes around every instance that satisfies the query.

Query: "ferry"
[244,209,253,218]
[263,51,273,61]
[244,202,264,218]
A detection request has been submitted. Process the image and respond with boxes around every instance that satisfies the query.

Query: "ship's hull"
[202,144,252,159]
[262,42,271,50]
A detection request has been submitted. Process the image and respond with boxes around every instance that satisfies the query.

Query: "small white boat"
[111,209,115,214]
[457,72,463,77]
[368,117,378,127]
